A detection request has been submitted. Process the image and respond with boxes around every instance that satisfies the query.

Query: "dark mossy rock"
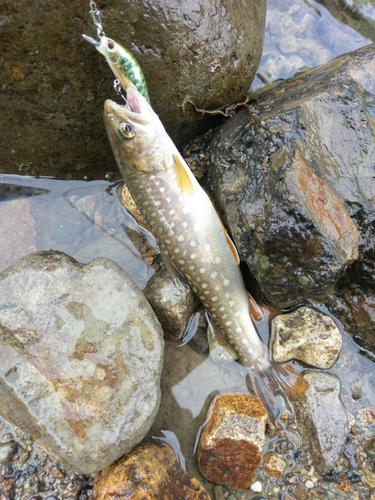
[0,0,265,179]
[210,43,375,308]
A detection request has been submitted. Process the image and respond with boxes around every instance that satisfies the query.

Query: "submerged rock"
[92,441,211,499]
[272,306,342,369]
[209,44,375,308]
[0,251,164,474]
[143,266,200,340]
[293,371,349,470]
[198,393,267,489]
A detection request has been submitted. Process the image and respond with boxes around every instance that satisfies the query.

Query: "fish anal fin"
[246,291,264,322]
[224,230,240,265]
[173,154,194,197]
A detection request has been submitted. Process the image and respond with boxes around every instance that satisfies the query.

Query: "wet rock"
[207,324,237,363]
[293,371,349,470]
[0,251,164,474]
[210,44,375,308]
[262,451,286,478]
[272,306,342,369]
[0,198,37,273]
[0,1,266,179]
[143,266,200,339]
[92,441,211,499]
[197,393,267,489]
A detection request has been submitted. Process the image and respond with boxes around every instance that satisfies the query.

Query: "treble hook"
[113,79,133,110]
[89,2,105,38]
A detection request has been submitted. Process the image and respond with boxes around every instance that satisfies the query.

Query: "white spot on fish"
[204,290,210,295]
[215,257,221,264]
[204,244,211,252]
[223,279,230,286]
[199,295,205,301]
[159,187,165,193]
[170,222,175,228]
[212,313,217,318]
[150,175,155,180]
[177,235,185,242]
[191,253,197,259]
[151,211,157,217]
[169,209,175,215]
[201,283,208,289]
[155,200,161,206]
[211,272,218,279]
[190,240,196,247]
[166,197,171,202]
[222,314,228,319]
[182,206,189,214]
[219,306,225,312]
[178,258,185,265]
[142,200,150,206]
[199,268,206,274]
[174,248,180,254]
[214,285,220,291]
[185,273,191,280]
[225,321,232,326]
[229,301,235,307]
[194,224,200,231]
[189,265,195,271]
[164,250,169,255]
[192,286,198,293]
[236,327,242,333]
[182,221,188,228]
[211,296,218,302]
[154,180,160,186]
[165,239,171,244]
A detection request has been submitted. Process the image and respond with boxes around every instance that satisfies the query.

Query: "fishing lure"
[82,2,151,104]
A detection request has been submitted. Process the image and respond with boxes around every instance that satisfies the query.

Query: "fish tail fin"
[246,359,309,420]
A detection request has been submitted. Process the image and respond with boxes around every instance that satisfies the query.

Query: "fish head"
[104,86,170,174]
[82,34,121,65]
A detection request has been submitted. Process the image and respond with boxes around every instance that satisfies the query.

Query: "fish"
[82,34,151,104]
[103,86,308,414]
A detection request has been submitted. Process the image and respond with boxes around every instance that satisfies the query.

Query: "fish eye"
[117,122,135,140]
[107,41,115,50]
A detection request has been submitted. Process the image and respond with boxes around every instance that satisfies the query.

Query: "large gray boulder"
[0,251,164,474]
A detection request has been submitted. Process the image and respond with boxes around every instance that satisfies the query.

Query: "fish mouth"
[104,86,152,125]
[82,34,101,48]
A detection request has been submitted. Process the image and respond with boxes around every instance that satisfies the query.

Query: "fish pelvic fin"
[246,360,309,421]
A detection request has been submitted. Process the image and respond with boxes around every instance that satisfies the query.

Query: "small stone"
[0,441,18,465]
[272,306,342,369]
[92,441,210,499]
[144,266,200,339]
[294,484,308,500]
[198,393,267,489]
[305,479,314,489]
[263,452,286,478]
[362,467,375,488]
[250,480,263,492]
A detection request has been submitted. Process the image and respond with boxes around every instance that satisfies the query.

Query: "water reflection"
[0,174,154,289]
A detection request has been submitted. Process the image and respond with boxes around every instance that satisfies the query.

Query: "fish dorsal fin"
[173,154,194,197]
[224,229,240,265]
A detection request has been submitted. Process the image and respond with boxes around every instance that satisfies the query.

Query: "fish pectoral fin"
[173,154,194,197]
[161,251,189,291]
[224,230,240,265]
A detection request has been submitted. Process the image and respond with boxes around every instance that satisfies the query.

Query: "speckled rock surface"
[272,306,342,369]
[293,371,349,471]
[144,266,200,339]
[92,441,211,499]
[209,44,375,308]
[0,0,266,179]
[198,393,267,489]
[0,251,164,474]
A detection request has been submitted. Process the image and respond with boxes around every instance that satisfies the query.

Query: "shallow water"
[1,172,375,497]
[252,0,372,90]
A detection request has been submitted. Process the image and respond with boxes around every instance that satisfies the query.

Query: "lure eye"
[117,122,135,140]
[107,41,115,50]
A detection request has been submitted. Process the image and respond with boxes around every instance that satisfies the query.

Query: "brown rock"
[263,451,286,478]
[92,441,211,499]
[198,393,267,489]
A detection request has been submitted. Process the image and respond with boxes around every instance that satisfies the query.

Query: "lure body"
[83,34,151,104]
